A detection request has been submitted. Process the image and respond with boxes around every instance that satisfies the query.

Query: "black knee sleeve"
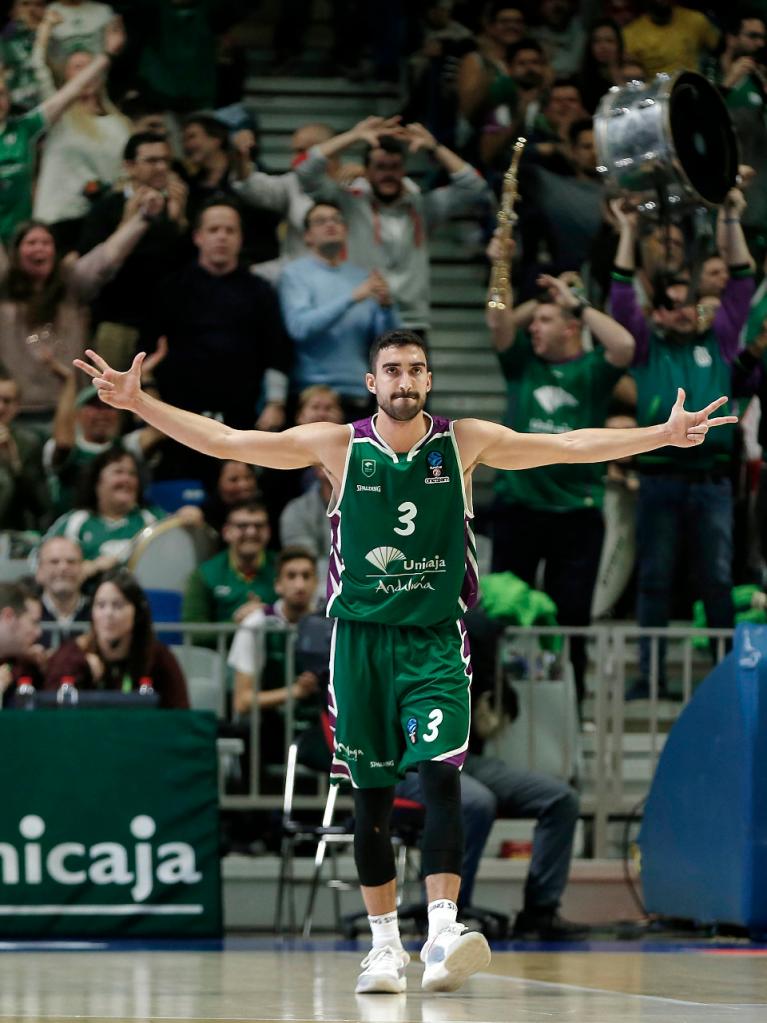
[418,760,464,877]
[353,786,396,887]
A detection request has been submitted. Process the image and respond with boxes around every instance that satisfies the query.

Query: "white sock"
[368,910,402,949]
[427,898,458,940]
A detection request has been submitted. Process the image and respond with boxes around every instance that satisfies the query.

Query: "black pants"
[491,501,605,706]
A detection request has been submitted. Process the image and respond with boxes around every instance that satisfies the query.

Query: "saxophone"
[487,137,526,311]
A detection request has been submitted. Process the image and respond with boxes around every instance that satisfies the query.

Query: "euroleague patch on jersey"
[407,717,418,744]
[425,450,450,484]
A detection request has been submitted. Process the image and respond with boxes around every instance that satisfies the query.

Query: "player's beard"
[377,391,425,422]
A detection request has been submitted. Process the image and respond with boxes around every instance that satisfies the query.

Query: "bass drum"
[127,516,219,593]
[595,71,738,211]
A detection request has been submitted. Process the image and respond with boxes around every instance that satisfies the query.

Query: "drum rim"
[126,514,218,572]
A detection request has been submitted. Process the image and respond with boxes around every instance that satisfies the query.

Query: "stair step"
[431,350,498,372]
[247,76,399,98]
[431,395,506,417]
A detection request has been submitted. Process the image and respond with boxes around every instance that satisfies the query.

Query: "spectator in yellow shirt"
[623,1,719,77]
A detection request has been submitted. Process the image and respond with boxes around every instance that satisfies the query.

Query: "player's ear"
[426,371,433,392]
[365,372,376,394]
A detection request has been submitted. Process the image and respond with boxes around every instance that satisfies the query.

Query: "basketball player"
[75,330,735,995]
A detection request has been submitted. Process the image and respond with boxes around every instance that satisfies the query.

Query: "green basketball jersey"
[326,414,477,627]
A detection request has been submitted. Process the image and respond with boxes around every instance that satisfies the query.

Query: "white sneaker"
[420,923,491,993]
[355,945,410,994]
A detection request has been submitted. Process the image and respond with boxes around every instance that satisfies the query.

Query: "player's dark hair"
[369,330,429,371]
[276,547,318,575]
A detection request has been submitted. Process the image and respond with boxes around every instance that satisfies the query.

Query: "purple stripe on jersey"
[431,414,451,434]
[352,417,376,439]
[442,749,468,769]
[326,511,342,603]
[460,517,479,611]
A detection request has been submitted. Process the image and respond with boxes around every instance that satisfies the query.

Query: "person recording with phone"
[77,131,189,371]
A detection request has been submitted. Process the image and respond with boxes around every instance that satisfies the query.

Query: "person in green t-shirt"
[486,259,635,705]
[0,14,125,242]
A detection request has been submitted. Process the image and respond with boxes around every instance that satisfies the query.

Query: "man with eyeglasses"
[182,499,278,641]
[77,131,189,370]
[279,201,400,422]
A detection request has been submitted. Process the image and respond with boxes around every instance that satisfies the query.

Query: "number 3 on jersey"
[394,501,417,536]
[423,709,443,743]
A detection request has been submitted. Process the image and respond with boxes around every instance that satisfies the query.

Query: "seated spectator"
[32,13,131,252]
[487,246,635,706]
[182,499,278,634]
[0,193,168,431]
[279,467,333,591]
[44,567,190,707]
[181,113,280,265]
[456,3,527,131]
[0,0,48,113]
[623,0,719,78]
[0,13,125,244]
[34,535,90,646]
[258,384,343,532]
[228,547,322,741]
[531,0,586,76]
[44,0,116,81]
[0,368,51,530]
[279,201,399,420]
[42,447,168,583]
[577,18,624,114]
[77,130,189,370]
[201,459,261,535]
[696,255,729,330]
[151,199,290,487]
[0,579,44,707]
[238,121,365,284]
[44,372,164,517]
[296,116,491,334]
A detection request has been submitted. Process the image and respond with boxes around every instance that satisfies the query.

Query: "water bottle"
[15,676,36,711]
[138,676,155,699]
[56,675,79,706]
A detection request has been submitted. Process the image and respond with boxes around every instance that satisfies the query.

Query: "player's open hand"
[73,349,145,411]
[666,388,738,448]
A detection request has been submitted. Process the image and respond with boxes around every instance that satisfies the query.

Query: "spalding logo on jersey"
[425,450,450,484]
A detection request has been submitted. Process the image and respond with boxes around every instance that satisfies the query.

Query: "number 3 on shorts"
[423,708,443,743]
[394,501,417,536]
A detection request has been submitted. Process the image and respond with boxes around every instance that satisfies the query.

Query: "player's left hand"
[666,388,738,448]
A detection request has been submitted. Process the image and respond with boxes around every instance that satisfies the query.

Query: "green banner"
[0,710,221,938]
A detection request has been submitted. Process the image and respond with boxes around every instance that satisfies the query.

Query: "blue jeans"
[396,754,579,912]
[636,474,734,683]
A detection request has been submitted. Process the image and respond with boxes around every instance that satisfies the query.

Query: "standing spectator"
[200,459,260,535]
[181,113,280,266]
[0,14,125,245]
[710,12,767,264]
[531,0,586,76]
[610,194,754,697]
[42,447,167,582]
[44,0,116,81]
[44,567,190,707]
[0,0,48,114]
[0,190,169,429]
[182,499,278,633]
[521,117,603,277]
[34,535,90,646]
[296,116,491,333]
[623,1,720,78]
[32,13,131,252]
[456,4,528,130]
[487,257,635,705]
[151,198,290,486]
[577,18,625,114]
[478,38,550,171]
[0,368,51,530]
[237,122,364,284]
[77,130,189,368]
[279,201,399,419]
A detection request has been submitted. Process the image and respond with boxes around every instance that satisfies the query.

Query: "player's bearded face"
[377,386,427,421]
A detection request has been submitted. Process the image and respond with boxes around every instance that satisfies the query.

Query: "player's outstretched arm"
[457,388,737,472]
[74,350,348,470]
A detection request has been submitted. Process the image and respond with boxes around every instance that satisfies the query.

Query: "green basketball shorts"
[327,617,472,788]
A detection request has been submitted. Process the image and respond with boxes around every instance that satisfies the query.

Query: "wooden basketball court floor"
[0,937,766,1023]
